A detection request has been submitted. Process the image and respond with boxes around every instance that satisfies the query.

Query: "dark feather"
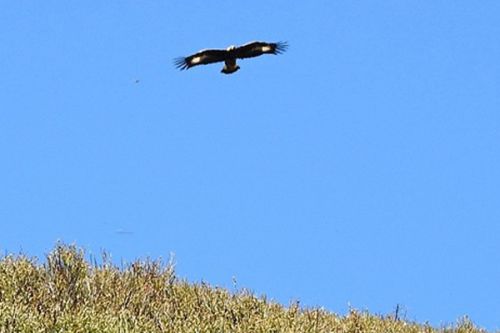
[232,41,288,59]
[174,49,228,70]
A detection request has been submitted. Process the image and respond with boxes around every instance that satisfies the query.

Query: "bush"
[0,244,487,333]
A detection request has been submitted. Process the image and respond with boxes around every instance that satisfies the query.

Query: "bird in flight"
[174,41,288,74]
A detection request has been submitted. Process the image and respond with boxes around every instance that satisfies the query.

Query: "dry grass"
[0,244,488,333]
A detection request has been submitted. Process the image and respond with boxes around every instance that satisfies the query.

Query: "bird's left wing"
[174,49,228,70]
[233,41,288,59]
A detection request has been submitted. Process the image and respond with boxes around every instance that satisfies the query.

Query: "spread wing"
[232,41,288,59]
[174,49,228,70]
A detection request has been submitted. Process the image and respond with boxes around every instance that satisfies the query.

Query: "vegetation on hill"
[0,244,486,333]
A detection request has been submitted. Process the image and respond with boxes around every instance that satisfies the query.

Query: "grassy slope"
[0,245,487,333]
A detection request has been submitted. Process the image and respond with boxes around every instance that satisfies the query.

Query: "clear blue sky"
[1,1,499,330]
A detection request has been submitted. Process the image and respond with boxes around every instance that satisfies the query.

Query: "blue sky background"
[1,1,499,330]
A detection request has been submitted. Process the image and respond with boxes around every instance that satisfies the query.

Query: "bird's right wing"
[233,41,288,59]
[174,49,228,70]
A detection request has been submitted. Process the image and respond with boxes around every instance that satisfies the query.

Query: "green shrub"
[0,244,488,333]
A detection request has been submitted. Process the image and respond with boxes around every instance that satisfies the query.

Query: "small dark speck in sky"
[114,229,135,235]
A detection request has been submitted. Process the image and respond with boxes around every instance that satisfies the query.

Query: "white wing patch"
[191,56,202,64]
[261,45,272,52]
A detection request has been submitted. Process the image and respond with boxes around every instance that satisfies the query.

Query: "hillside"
[0,244,486,333]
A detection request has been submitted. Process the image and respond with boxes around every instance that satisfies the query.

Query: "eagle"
[174,41,288,74]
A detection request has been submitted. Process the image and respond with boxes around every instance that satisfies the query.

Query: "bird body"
[221,45,240,74]
[175,41,288,74]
